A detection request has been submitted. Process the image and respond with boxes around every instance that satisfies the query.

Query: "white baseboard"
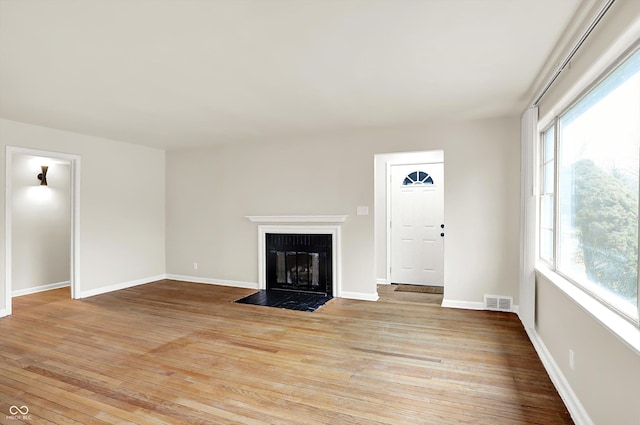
[12,281,70,297]
[80,274,166,298]
[166,274,259,290]
[376,278,389,285]
[525,327,593,425]
[441,299,484,310]
[341,291,379,301]
[0,308,7,318]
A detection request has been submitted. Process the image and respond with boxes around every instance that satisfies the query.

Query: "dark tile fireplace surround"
[265,233,333,296]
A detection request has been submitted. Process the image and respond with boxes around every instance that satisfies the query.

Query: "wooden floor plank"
[0,280,573,424]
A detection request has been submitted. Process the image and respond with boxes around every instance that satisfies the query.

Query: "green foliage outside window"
[571,159,638,304]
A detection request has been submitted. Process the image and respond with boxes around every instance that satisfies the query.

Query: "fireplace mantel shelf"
[246,215,348,223]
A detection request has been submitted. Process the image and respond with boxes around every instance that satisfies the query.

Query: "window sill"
[535,264,640,356]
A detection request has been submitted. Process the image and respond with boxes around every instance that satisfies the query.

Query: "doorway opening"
[374,150,445,291]
[4,147,81,316]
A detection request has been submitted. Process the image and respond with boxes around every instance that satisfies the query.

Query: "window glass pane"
[543,162,554,194]
[544,126,555,162]
[558,49,640,318]
[403,171,434,186]
[541,196,554,228]
[540,228,554,262]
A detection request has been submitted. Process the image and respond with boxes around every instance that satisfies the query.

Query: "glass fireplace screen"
[266,233,332,295]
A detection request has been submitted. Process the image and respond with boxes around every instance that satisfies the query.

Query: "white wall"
[12,154,70,293]
[0,118,166,313]
[166,116,520,303]
[536,274,640,425]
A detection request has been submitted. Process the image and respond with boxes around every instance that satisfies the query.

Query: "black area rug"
[235,290,332,312]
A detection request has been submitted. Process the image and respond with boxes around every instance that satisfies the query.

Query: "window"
[540,47,640,322]
[403,171,434,186]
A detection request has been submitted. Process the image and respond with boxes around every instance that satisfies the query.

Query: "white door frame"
[4,146,81,316]
[383,151,444,285]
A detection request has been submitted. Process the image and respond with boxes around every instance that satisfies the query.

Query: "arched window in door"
[402,171,434,186]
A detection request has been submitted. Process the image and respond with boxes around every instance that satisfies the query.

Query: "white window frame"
[539,123,556,266]
[536,45,640,331]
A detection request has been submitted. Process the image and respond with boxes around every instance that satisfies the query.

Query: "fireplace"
[251,218,344,298]
[266,233,332,296]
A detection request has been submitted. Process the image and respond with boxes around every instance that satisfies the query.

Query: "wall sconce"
[37,165,48,186]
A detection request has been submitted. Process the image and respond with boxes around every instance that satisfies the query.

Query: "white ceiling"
[0,0,587,150]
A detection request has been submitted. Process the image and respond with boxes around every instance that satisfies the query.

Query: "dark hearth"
[235,290,332,312]
[266,233,332,296]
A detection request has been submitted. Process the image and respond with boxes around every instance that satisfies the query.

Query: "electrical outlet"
[193,262,198,270]
[569,349,575,371]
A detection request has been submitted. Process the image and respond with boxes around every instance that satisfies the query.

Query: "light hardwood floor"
[0,280,572,424]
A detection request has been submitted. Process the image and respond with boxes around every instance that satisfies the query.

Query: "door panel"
[390,163,444,286]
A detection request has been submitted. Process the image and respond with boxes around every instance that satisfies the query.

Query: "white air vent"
[484,295,513,312]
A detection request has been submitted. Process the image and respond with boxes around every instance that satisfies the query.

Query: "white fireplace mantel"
[246,215,348,223]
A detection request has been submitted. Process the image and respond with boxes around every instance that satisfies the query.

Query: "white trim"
[70,153,81,300]
[257,224,341,298]
[247,215,348,223]
[376,278,389,285]
[0,308,7,318]
[525,326,594,425]
[519,107,538,330]
[79,274,165,298]
[166,274,258,289]
[385,162,391,285]
[441,299,485,311]
[12,281,70,297]
[4,148,12,316]
[341,291,379,301]
[4,147,81,316]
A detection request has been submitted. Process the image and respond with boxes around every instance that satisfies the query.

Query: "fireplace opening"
[266,233,332,296]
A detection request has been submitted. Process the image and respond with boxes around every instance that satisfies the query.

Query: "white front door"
[390,163,444,286]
